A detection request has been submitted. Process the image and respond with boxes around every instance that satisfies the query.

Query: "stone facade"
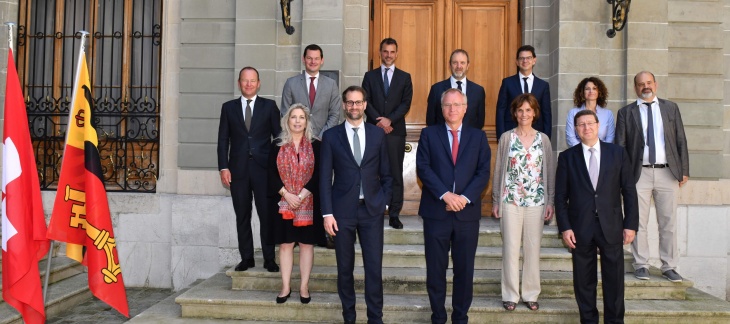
[0,0,729,300]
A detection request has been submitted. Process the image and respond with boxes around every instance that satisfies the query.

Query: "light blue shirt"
[565,105,616,147]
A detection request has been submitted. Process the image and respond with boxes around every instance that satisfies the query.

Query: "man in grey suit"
[282,44,342,138]
[616,71,689,283]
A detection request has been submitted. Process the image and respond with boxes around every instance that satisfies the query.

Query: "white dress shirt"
[381,64,395,84]
[581,140,601,174]
[450,76,468,95]
[306,72,320,95]
[240,95,257,122]
[637,98,667,164]
[519,72,534,93]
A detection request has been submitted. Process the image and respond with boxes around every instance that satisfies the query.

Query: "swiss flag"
[2,48,50,324]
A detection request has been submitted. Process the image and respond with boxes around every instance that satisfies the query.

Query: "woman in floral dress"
[492,93,555,311]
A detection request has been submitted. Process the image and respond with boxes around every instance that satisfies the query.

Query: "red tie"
[450,129,459,164]
[309,76,316,107]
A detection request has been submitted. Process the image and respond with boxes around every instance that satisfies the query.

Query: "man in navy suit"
[496,45,552,139]
[417,88,491,324]
[362,37,413,229]
[320,85,393,324]
[426,49,486,130]
[555,109,639,323]
[217,67,282,272]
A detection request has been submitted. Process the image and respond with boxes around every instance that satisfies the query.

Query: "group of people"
[216,39,689,324]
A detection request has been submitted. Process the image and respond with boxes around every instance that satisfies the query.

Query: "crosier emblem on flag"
[47,35,129,317]
[2,48,50,324]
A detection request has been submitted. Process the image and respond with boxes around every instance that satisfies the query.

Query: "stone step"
[383,216,564,247]
[226,266,691,300]
[176,273,730,323]
[0,256,85,302]
[0,273,91,324]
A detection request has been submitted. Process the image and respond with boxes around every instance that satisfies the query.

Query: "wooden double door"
[370,0,521,138]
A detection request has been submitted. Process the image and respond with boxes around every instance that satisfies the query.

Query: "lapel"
[373,68,387,98]
[657,99,670,131]
[455,128,472,165]
[361,124,377,163]
[511,74,523,93]
[596,141,610,190]
[437,124,454,165]
[234,98,247,133]
[298,73,311,105]
[573,145,593,191]
[336,124,360,166]
[629,102,644,145]
[248,98,265,133]
[465,80,476,103]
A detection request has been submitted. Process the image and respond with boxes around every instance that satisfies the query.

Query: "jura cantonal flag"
[2,48,50,324]
[47,51,129,317]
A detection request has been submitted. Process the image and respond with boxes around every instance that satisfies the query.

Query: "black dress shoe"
[389,216,403,229]
[276,291,291,304]
[264,260,280,272]
[300,295,311,304]
[343,320,355,324]
[234,259,255,271]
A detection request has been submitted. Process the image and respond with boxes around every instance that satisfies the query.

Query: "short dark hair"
[574,109,599,127]
[238,66,259,81]
[633,71,656,85]
[303,44,324,58]
[450,49,469,63]
[510,93,540,124]
[342,85,367,102]
[380,38,398,51]
[516,45,536,59]
[573,76,609,107]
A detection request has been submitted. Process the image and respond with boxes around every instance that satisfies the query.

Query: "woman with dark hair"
[268,103,325,304]
[492,93,555,311]
[565,76,615,146]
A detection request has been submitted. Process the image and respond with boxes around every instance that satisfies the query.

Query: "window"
[17,0,162,192]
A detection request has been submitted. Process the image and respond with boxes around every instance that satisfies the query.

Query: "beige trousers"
[631,167,679,272]
[500,204,544,303]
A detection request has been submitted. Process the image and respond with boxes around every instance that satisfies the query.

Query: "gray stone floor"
[47,288,176,324]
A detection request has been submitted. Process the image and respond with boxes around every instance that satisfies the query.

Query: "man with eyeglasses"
[616,71,689,283]
[417,88,491,324]
[496,45,552,139]
[555,109,638,323]
[320,85,393,324]
[362,37,413,229]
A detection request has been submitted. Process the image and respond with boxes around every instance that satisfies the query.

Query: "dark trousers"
[386,134,405,216]
[229,160,275,262]
[334,203,384,324]
[572,219,625,324]
[423,216,479,324]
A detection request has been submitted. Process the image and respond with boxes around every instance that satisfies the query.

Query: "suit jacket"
[615,98,689,182]
[281,72,342,138]
[319,123,393,217]
[555,142,639,245]
[362,67,413,136]
[416,124,491,221]
[217,96,281,178]
[495,74,552,139]
[425,78,486,130]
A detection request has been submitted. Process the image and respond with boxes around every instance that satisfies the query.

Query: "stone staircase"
[0,243,92,324]
[174,217,730,323]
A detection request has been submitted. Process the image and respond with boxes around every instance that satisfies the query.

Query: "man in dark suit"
[417,88,491,324]
[281,44,342,138]
[616,71,689,283]
[320,85,393,324]
[217,67,282,272]
[426,49,486,130]
[555,109,639,324]
[362,37,413,229]
[495,45,552,139]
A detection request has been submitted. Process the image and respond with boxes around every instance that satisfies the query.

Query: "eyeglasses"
[576,122,597,128]
[517,56,534,62]
[442,103,466,109]
[345,100,365,107]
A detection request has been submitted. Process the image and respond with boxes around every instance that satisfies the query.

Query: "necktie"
[644,102,656,164]
[383,68,390,96]
[353,127,363,197]
[523,77,529,94]
[244,99,252,130]
[309,76,316,107]
[588,147,598,189]
[456,80,463,92]
[352,127,362,165]
[450,129,459,164]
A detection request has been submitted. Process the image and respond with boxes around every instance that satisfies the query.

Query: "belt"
[358,199,365,205]
[643,164,668,168]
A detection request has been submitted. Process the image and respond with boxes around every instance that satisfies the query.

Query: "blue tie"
[383,68,390,96]
[645,102,656,164]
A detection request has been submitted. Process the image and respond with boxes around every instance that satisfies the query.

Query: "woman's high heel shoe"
[276,291,291,304]
[300,295,311,304]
